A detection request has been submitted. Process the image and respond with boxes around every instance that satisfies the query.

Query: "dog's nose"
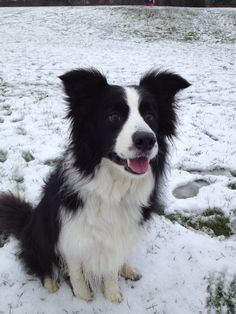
[132,131,156,152]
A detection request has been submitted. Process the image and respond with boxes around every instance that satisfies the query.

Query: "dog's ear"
[140,70,190,102]
[59,68,108,100]
[140,70,190,137]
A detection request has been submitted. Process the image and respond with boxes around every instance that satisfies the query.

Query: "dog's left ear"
[59,68,108,101]
[140,70,191,137]
[140,70,190,102]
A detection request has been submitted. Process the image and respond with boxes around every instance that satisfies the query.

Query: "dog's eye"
[107,113,122,123]
[144,113,154,123]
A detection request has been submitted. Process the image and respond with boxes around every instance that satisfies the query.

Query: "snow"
[0,5,236,313]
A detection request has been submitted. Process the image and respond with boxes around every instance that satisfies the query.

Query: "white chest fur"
[58,158,154,277]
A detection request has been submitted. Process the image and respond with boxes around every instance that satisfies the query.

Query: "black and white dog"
[0,69,190,303]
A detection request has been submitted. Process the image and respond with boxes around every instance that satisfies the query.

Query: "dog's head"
[60,69,190,176]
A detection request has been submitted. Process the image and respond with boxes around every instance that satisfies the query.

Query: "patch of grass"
[206,273,236,314]
[165,208,232,237]
[228,182,236,190]
[202,208,224,217]
[101,7,236,44]
[34,90,50,102]
[153,204,165,216]
[166,26,177,35]
[43,158,60,166]
[183,31,200,41]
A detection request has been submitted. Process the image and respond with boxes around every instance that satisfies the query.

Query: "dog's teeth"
[127,159,131,167]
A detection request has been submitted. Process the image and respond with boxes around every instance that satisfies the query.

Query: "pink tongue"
[128,157,149,174]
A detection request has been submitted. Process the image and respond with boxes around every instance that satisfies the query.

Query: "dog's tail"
[0,192,33,239]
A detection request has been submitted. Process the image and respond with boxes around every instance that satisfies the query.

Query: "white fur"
[103,272,123,303]
[58,157,154,279]
[114,87,158,161]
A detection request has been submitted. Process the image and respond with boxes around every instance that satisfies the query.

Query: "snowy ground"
[0,6,236,314]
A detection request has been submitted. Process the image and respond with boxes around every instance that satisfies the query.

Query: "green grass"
[43,158,60,166]
[183,31,200,42]
[165,208,232,237]
[228,182,236,190]
[206,273,236,313]
[110,7,236,44]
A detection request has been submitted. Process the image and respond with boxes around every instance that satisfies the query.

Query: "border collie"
[0,69,190,303]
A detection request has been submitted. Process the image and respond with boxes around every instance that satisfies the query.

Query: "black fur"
[60,70,129,176]
[0,68,190,284]
[0,193,32,239]
[140,70,190,137]
[139,70,190,220]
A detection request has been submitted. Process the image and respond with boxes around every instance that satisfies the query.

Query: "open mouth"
[108,152,149,175]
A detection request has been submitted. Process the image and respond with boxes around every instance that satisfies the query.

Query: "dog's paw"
[43,276,59,293]
[104,288,123,304]
[74,285,94,302]
[120,264,142,281]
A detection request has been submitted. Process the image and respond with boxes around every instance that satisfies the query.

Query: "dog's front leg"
[43,276,59,293]
[68,262,94,302]
[103,272,123,303]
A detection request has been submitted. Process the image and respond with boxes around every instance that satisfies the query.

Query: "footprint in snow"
[11,116,24,123]
[173,179,209,199]
[22,151,35,162]
[0,150,8,163]
[16,127,27,135]
[2,109,12,116]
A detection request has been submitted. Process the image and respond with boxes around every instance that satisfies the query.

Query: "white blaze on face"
[114,87,158,160]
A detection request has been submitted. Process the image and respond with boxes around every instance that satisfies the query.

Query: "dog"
[0,68,190,303]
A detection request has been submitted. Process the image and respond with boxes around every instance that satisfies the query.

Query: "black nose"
[132,131,156,152]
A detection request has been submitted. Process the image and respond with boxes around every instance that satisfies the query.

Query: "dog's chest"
[59,196,143,275]
[58,161,154,275]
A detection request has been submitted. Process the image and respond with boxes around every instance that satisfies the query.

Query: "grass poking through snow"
[165,208,232,237]
[206,273,236,314]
